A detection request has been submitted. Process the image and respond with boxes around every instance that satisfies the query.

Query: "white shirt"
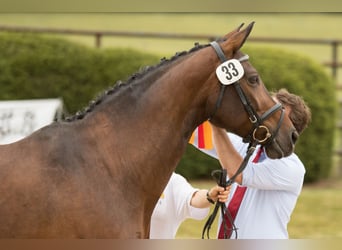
[149,173,210,239]
[197,133,305,239]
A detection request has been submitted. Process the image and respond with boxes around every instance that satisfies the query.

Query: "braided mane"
[64,42,209,122]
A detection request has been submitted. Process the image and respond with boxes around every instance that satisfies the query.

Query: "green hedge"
[177,46,337,183]
[0,33,337,182]
[0,32,160,114]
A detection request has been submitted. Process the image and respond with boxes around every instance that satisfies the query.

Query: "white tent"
[0,98,63,144]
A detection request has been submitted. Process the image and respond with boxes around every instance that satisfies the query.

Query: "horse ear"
[222,23,245,39]
[223,21,255,53]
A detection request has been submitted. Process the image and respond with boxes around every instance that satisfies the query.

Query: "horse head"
[206,22,297,159]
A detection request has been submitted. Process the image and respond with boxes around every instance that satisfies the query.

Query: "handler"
[200,89,311,239]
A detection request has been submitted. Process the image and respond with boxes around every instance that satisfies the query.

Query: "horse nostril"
[292,130,299,145]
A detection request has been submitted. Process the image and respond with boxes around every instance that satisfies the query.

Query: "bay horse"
[0,22,297,238]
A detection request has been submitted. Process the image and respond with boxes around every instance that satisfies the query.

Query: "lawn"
[176,179,342,239]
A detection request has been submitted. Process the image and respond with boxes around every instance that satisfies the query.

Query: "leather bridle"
[208,41,285,148]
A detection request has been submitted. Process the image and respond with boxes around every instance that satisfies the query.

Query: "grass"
[176,179,342,239]
[288,179,342,239]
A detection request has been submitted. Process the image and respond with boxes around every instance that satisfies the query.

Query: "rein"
[201,41,285,239]
[201,141,257,239]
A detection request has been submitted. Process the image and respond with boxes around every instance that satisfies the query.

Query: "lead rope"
[201,140,257,239]
[201,169,227,239]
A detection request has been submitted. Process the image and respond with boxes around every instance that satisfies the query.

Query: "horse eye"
[248,76,259,84]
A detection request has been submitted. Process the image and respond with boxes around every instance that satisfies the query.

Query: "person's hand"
[207,185,230,203]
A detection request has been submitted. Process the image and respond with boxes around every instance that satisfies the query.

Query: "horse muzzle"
[264,128,298,159]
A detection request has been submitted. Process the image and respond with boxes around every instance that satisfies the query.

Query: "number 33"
[221,62,239,81]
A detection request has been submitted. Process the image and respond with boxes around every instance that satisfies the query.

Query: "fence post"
[332,41,338,80]
[95,33,102,48]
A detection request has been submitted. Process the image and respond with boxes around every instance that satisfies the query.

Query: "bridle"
[201,41,285,239]
[208,41,285,147]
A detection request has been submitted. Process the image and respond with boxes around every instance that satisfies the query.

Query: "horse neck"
[88,47,219,210]
[100,46,218,140]
[144,48,218,131]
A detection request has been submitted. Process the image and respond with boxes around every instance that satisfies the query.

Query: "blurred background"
[0,13,341,238]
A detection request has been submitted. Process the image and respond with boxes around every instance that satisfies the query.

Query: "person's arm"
[210,124,244,185]
[190,185,230,208]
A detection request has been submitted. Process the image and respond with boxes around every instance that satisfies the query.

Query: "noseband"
[209,41,284,146]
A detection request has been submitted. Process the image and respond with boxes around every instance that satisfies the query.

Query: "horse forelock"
[64,42,210,122]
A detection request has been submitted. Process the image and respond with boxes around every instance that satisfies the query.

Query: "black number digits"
[228,62,239,77]
[221,65,232,80]
[221,62,240,82]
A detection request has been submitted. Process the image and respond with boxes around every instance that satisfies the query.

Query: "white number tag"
[215,59,244,85]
